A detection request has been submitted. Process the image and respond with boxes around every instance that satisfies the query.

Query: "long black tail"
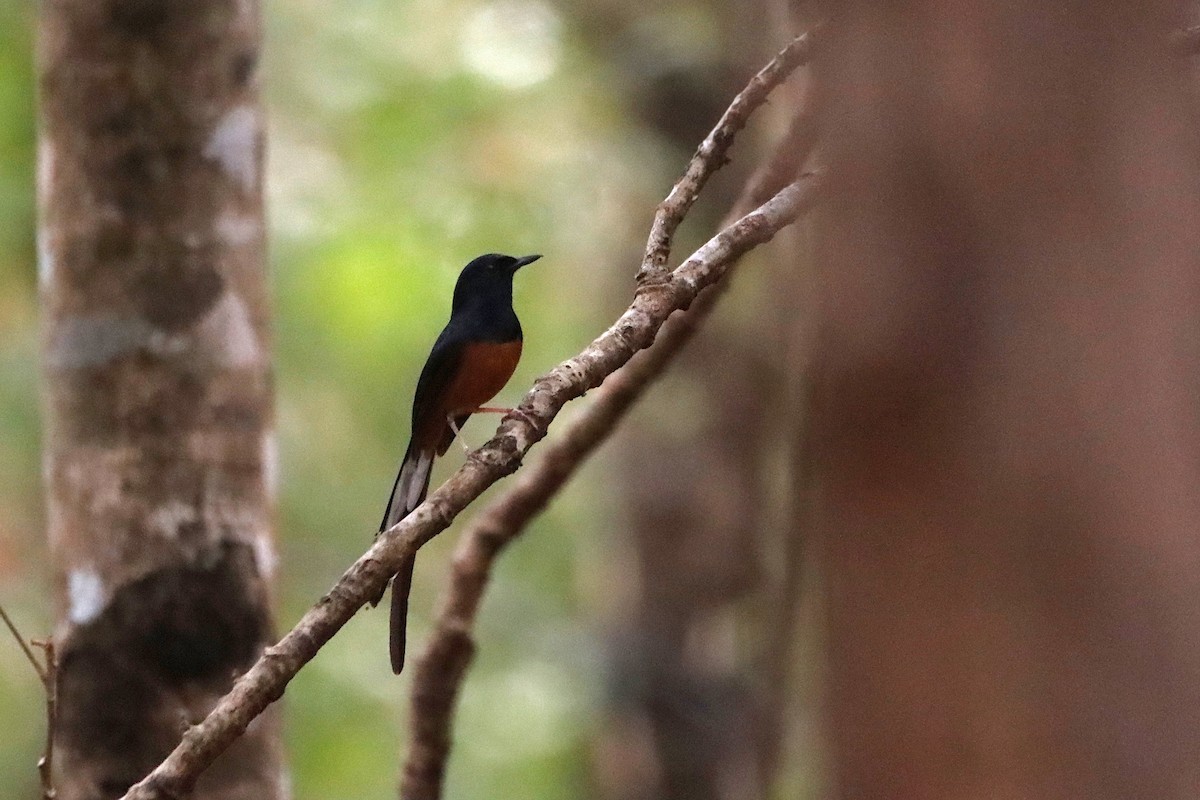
[388,553,417,674]
[378,443,433,674]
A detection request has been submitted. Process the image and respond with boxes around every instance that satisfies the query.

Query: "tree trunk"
[38,2,281,798]
[812,2,1200,797]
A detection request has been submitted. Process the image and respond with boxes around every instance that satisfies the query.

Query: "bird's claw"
[447,415,473,452]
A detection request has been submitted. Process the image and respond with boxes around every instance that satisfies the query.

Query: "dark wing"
[408,323,465,452]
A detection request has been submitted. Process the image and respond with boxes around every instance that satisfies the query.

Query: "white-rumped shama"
[376,252,539,674]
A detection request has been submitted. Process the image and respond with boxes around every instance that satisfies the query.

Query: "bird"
[376,252,540,674]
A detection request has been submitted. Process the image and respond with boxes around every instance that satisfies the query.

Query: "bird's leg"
[447,415,472,454]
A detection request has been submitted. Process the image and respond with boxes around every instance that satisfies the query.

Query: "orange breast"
[439,340,523,416]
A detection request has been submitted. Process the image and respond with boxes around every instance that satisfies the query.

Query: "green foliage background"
[0,0,724,797]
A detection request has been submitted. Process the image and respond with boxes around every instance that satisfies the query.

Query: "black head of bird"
[451,252,541,314]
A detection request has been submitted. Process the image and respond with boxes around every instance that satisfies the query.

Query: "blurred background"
[0,1,817,798]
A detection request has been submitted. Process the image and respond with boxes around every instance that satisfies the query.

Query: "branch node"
[633,279,681,307]
[635,262,672,288]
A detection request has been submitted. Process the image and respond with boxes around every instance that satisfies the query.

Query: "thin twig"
[724,93,821,224]
[638,31,816,283]
[33,639,58,800]
[1,603,57,798]
[120,170,822,800]
[0,602,47,683]
[402,117,824,800]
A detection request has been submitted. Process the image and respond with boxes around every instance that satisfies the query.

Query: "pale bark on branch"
[401,286,727,800]
[120,31,817,796]
[123,173,821,800]
[639,32,816,282]
[401,100,822,800]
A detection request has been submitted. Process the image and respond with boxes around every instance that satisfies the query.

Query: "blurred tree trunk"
[38,2,281,798]
[812,2,1200,797]
[582,3,816,798]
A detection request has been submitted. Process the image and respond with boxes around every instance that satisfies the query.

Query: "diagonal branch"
[121,32,818,800]
[0,603,47,684]
[638,31,816,283]
[725,90,822,223]
[402,110,824,800]
[121,171,821,800]
[1,603,58,800]
[403,277,721,800]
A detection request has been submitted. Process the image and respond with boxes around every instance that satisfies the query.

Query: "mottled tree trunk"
[812,2,1200,797]
[38,2,281,798]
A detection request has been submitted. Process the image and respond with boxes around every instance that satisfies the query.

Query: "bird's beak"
[511,254,542,272]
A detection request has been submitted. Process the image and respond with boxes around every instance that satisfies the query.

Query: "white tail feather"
[381,448,434,532]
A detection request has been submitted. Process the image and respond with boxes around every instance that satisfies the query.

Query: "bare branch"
[403,103,824,800]
[638,31,816,283]
[1,604,57,799]
[724,91,821,224]
[402,274,719,800]
[0,602,47,684]
[33,639,58,800]
[120,169,821,800]
[119,28,821,799]
[401,270,757,798]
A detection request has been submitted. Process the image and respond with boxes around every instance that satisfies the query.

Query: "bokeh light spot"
[460,0,562,89]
